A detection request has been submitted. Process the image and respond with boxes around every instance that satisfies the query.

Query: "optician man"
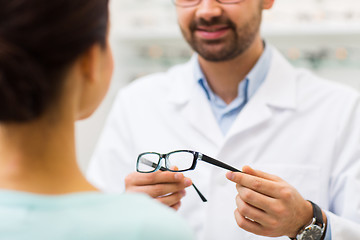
[87,0,360,239]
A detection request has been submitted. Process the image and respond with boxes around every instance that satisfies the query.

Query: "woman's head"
[0,0,111,123]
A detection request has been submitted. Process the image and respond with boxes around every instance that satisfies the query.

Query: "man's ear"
[262,0,275,10]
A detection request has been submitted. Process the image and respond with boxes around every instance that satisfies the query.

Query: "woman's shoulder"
[86,192,195,240]
[0,191,194,240]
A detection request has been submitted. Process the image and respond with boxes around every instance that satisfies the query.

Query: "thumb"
[225,171,243,183]
[225,165,254,183]
[226,166,280,184]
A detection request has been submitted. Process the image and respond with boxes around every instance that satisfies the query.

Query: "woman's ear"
[262,0,275,10]
[73,44,103,119]
[72,41,113,120]
[78,43,102,85]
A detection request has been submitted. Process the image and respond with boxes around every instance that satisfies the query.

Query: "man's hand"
[226,166,314,238]
[125,171,192,210]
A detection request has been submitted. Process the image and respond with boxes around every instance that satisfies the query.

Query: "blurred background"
[76,0,360,171]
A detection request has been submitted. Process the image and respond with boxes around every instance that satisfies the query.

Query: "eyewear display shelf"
[110,0,360,91]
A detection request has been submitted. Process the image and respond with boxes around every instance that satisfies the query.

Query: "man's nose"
[195,0,222,22]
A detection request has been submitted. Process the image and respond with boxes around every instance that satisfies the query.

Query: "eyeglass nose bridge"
[197,0,222,7]
[174,0,243,8]
[156,154,168,171]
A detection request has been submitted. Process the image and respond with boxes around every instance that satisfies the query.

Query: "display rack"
[110,0,360,87]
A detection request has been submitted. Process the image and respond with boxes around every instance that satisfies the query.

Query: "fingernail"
[226,172,234,181]
[174,173,183,181]
[180,190,186,197]
[184,178,192,187]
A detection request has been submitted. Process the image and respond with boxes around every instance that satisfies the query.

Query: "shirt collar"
[195,42,272,104]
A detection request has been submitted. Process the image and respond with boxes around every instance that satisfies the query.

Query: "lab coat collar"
[168,55,224,144]
[225,47,298,139]
[259,47,297,110]
[167,54,199,106]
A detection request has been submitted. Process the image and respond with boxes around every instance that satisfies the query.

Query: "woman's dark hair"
[0,0,109,122]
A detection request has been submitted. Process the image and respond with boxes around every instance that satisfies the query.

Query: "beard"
[180,9,262,62]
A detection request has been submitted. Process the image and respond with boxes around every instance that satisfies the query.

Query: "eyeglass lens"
[137,153,162,173]
[166,151,194,171]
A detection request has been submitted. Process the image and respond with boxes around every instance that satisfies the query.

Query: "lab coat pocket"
[254,164,324,203]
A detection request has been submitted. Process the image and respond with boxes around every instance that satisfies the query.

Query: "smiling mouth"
[196,25,230,32]
[194,25,231,40]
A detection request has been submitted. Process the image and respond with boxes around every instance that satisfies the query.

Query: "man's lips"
[194,25,231,40]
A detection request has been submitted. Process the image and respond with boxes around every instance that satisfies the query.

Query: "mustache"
[189,17,236,31]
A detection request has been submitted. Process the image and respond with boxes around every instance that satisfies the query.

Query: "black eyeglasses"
[136,150,241,202]
[172,0,245,8]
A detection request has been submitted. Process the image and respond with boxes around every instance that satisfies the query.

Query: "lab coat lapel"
[225,49,297,139]
[168,56,225,147]
[181,86,224,146]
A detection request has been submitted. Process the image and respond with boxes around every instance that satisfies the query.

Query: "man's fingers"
[157,190,186,209]
[227,172,278,197]
[128,180,191,198]
[236,185,277,212]
[170,201,182,211]
[124,171,192,209]
[125,171,188,186]
[226,167,284,198]
[234,209,266,236]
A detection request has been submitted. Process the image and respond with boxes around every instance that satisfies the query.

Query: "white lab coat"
[87,48,360,240]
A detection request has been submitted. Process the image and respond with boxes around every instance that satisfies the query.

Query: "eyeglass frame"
[136,150,241,173]
[172,0,245,8]
[136,150,241,202]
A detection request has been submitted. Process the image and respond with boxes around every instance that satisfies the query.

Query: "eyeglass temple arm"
[191,183,207,202]
[200,154,241,172]
[140,158,207,202]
